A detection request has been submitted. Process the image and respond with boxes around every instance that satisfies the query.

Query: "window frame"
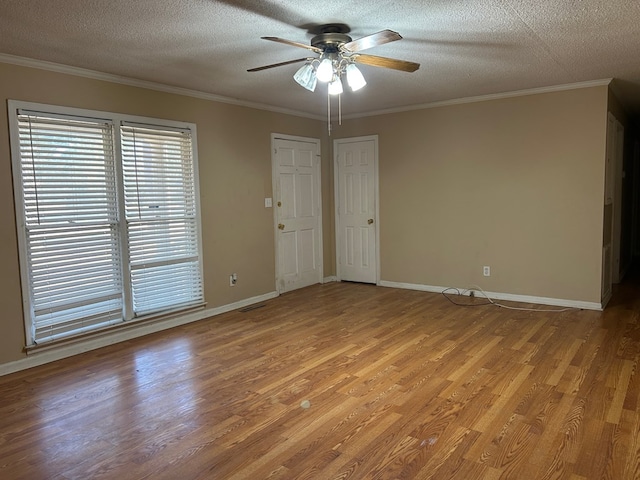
[8,100,205,346]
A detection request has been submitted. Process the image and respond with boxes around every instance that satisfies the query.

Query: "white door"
[273,135,322,293]
[335,136,378,284]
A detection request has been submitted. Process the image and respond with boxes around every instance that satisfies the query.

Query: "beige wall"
[0,62,332,365]
[336,86,609,303]
[0,60,610,370]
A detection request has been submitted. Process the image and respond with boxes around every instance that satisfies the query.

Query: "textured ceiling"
[1,0,640,118]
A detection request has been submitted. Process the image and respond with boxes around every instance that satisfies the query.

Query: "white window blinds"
[121,124,203,316]
[17,112,123,342]
[12,104,204,345]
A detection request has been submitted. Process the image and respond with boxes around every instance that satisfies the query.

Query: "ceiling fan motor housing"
[311,33,352,52]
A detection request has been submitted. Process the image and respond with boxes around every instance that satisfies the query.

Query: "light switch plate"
[265,197,272,208]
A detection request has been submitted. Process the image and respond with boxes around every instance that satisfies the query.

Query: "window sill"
[25,303,207,355]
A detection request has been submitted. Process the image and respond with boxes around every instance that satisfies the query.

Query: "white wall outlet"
[264,197,272,208]
[230,273,237,286]
[483,266,491,277]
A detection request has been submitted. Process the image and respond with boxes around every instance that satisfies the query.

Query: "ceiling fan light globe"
[316,58,334,82]
[293,63,317,92]
[328,77,343,95]
[346,64,366,91]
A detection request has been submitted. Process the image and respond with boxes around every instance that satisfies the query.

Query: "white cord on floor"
[442,284,578,312]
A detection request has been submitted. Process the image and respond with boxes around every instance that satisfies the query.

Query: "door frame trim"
[333,135,380,284]
[612,117,625,283]
[271,133,323,294]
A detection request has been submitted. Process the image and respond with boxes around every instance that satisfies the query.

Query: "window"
[9,102,204,345]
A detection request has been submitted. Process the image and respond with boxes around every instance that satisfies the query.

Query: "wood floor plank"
[401,426,470,480]
[1,275,640,479]
[622,408,640,479]
[606,358,635,424]
[512,317,548,351]
[546,338,585,386]
[471,364,535,433]
[288,408,403,478]
[446,335,504,382]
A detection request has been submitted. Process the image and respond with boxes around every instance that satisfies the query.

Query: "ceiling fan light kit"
[249,26,420,133]
[294,54,367,94]
[345,63,367,91]
[315,57,334,83]
[328,76,344,95]
[293,62,317,92]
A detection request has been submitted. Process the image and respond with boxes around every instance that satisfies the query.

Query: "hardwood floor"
[1,276,640,479]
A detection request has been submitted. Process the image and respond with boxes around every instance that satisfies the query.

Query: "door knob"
[278,223,285,230]
[368,218,374,225]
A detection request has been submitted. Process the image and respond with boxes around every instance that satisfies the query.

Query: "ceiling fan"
[247,24,420,94]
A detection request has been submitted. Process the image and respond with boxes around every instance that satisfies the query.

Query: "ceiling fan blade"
[247,58,308,72]
[342,29,402,52]
[353,54,420,72]
[261,36,322,53]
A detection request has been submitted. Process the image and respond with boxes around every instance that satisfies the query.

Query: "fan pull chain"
[327,88,332,136]
[338,94,342,126]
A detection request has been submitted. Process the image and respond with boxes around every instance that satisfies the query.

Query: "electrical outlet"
[483,266,491,277]
[230,273,237,286]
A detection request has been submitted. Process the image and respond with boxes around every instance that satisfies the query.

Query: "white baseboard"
[378,280,602,311]
[0,291,278,377]
[323,276,338,283]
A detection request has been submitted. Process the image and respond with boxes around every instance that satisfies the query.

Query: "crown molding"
[344,78,613,120]
[0,53,612,123]
[0,53,324,121]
